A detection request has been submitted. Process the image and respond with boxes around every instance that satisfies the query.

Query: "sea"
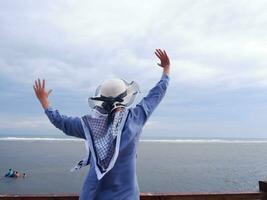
[1,135,267,195]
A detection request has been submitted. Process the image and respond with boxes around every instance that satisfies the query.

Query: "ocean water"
[1,137,267,195]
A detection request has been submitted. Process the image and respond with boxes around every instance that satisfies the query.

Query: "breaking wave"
[1,137,267,143]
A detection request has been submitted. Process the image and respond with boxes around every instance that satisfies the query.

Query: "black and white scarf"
[71,108,129,180]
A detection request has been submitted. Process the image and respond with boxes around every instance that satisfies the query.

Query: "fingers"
[35,80,39,90]
[34,78,48,95]
[163,50,170,65]
[155,49,170,69]
[155,49,162,59]
[47,89,53,96]
[42,79,45,89]
[34,80,40,98]
[156,49,165,57]
[38,78,41,90]
[33,85,37,95]
[155,51,161,59]
[163,50,170,61]
[163,50,168,58]
[155,49,168,60]
[34,79,46,89]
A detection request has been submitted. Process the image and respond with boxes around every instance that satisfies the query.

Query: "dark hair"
[107,108,117,126]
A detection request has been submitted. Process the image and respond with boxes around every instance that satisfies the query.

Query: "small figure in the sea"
[4,169,26,178]
[4,168,13,177]
[33,49,170,200]
[14,171,20,178]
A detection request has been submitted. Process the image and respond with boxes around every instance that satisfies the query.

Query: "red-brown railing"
[1,181,267,200]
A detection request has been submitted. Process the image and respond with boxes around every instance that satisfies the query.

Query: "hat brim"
[88,79,140,110]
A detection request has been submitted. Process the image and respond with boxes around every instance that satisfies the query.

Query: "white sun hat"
[88,78,140,113]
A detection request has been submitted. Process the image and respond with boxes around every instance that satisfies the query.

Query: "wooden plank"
[140,192,266,200]
[0,194,78,200]
[0,192,265,200]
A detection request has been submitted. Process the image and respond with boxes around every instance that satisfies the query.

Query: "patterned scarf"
[71,108,129,180]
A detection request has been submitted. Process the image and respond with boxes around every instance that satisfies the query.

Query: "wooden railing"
[1,181,267,200]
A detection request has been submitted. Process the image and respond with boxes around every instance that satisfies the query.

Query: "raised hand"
[155,49,170,75]
[33,78,52,109]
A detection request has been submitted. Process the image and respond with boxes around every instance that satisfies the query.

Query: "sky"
[0,0,267,138]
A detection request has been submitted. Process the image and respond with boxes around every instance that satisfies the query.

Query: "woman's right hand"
[33,78,52,109]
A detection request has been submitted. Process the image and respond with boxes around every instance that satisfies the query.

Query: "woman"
[33,49,170,200]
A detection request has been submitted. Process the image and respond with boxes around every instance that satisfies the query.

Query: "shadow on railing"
[1,181,267,200]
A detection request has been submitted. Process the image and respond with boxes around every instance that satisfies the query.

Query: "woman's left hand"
[155,49,170,75]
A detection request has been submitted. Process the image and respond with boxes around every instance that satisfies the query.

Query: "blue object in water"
[4,169,13,177]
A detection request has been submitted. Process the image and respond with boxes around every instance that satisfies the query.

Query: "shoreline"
[1,137,267,143]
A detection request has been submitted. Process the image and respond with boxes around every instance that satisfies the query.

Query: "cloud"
[0,116,52,130]
[1,0,267,137]
[0,0,267,92]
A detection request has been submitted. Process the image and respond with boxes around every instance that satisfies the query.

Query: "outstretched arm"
[33,79,85,139]
[132,49,170,125]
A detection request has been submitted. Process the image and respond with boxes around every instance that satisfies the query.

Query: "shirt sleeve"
[131,73,170,126]
[44,107,86,139]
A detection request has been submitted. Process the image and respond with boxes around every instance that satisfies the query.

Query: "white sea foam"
[140,139,267,143]
[1,137,267,143]
[0,137,82,141]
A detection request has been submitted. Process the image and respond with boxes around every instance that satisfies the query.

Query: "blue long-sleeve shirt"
[45,73,170,200]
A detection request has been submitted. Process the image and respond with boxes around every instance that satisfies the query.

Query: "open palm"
[33,79,52,109]
[155,49,170,75]
[155,49,170,69]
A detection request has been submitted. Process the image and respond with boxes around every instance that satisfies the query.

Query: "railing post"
[259,181,267,200]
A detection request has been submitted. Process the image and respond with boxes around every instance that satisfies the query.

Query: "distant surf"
[1,137,267,143]
[140,139,267,143]
[1,138,267,194]
[0,137,82,141]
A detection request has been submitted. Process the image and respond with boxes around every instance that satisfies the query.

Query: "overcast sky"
[1,0,267,138]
